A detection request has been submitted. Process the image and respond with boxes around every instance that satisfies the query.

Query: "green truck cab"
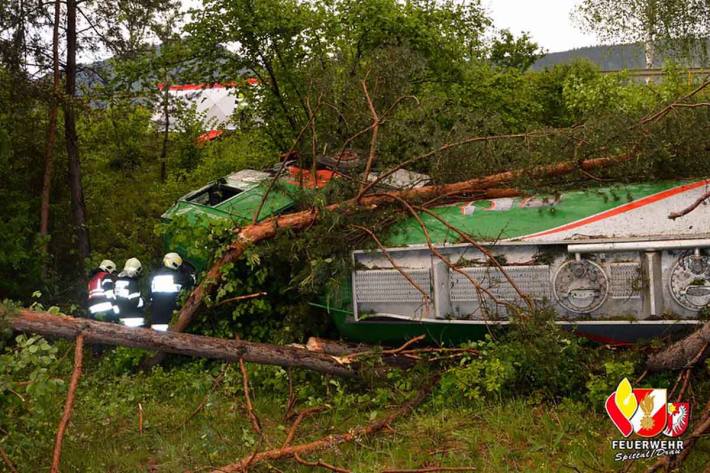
[161,169,294,271]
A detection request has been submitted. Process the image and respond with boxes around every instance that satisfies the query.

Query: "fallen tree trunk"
[646,321,710,372]
[306,337,371,356]
[171,151,634,340]
[3,308,354,377]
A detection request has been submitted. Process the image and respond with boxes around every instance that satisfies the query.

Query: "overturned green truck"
[162,167,710,345]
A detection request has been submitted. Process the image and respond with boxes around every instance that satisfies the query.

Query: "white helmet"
[163,252,183,270]
[99,259,117,274]
[123,257,143,277]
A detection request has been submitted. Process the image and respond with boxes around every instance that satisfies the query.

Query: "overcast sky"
[484,0,598,53]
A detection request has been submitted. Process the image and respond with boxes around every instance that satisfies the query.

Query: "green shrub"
[0,335,67,461]
[586,360,637,408]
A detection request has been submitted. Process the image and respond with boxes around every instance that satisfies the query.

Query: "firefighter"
[149,252,194,331]
[115,258,145,328]
[87,259,118,322]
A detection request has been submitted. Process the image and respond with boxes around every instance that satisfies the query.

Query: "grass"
[3,350,708,473]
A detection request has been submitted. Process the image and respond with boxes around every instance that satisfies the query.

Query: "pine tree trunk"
[64,0,91,264]
[5,308,355,377]
[159,81,169,182]
[39,0,62,277]
[646,321,710,372]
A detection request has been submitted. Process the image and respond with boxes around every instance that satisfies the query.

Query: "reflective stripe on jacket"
[87,270,116,316]
[114,274,144,318]
[149,267,194,325]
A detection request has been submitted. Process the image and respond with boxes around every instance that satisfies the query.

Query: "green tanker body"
[163,170,710,345]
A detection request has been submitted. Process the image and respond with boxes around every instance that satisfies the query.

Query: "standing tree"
[575,0,710,68]
[39,0,62,278]
[62,0,180,267]
[64,0,92,265]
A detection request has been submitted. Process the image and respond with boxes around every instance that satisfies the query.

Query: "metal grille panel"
[450,265,550,302]
[354,269,431,303]
[609,263,641,299]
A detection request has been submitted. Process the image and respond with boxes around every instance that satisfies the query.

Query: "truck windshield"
[186,183,241,207]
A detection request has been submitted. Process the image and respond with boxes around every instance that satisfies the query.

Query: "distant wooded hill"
[532,41,709,71]
[75,41,709,92]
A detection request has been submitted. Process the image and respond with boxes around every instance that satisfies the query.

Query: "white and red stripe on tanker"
[518,179,710,242]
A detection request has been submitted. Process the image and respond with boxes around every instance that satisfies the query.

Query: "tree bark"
[39,0,62,278]
[644,27,655,70]
[5,308,355,377]
[169,151,633,338]
[65,0,91,264]
[646,321,710,372]
[50,334,84,473]
[305,337,371,356]
[159,80,169,182]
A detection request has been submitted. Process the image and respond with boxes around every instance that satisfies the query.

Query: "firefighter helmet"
[123,257,143,277]
[99,259,117,274]
[163,252,183,270]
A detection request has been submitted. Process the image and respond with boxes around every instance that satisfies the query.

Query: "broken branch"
[50,333,85,473]
[252,95,324,224]
[385,193,512,314]
[414,205,532,308]
[215,292,268,307]
[240,359,263,437]
[639,79,710,125]
[335,335,426,364]
[358,79,380,197]
[294,453,352,473]
[0,446,18,473]
[211,375,440,473]
[668,189,710,220]
[381,468,476,473]
[358,128,576,198]
[282,406,328,447]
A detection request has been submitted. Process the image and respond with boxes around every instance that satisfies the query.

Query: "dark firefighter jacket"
[149,266,194,325]
[114,274,144,319]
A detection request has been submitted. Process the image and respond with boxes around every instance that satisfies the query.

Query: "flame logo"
[614,378,638,420]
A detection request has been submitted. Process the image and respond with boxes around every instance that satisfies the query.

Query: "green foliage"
[0,335,67,460]
[586,360,637,407]
[489,30,544,71]
[434,309,634,405]
[436,339,515,404]
[80,103,156,171]
[562,70,656,116]
[186,0,519,154]
[6,351,707,473]
[0,70,47,299]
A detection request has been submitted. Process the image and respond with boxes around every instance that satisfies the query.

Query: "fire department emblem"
[606,378,690,438]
